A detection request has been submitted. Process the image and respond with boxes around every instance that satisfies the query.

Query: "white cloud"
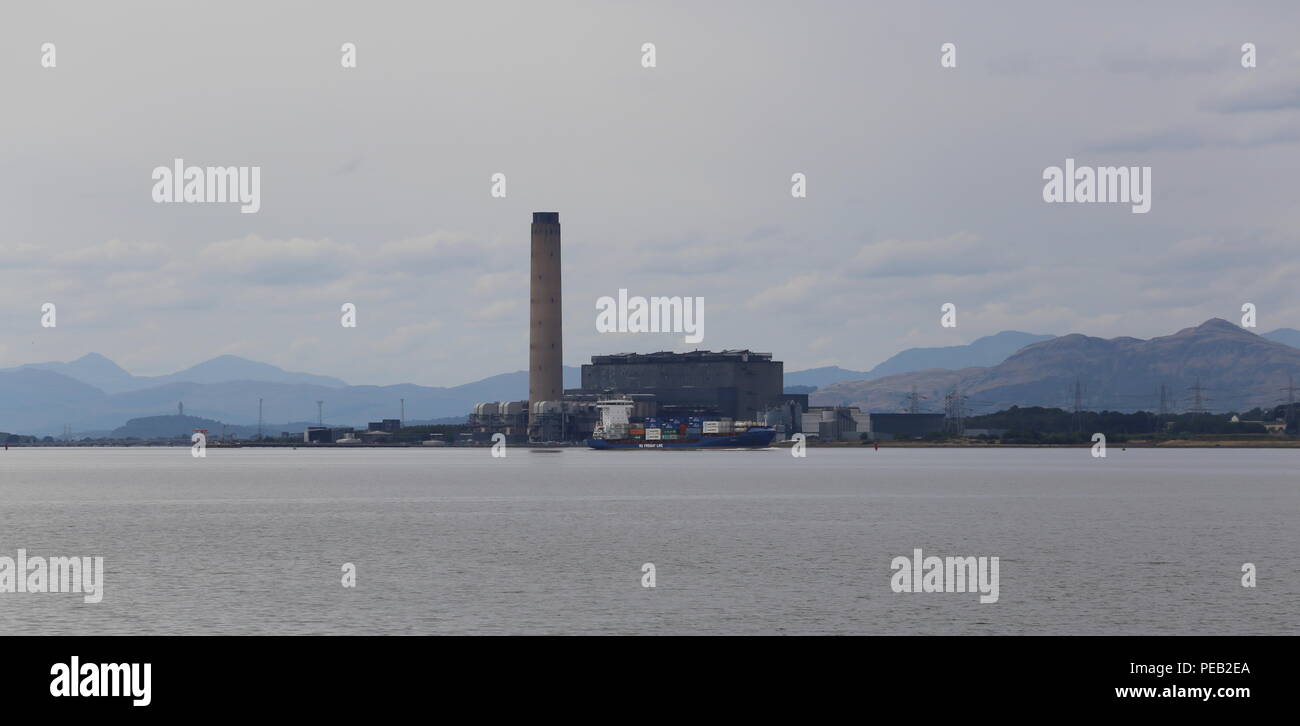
[376,321,444,357]
[472,299,518,322]
[747,274,821,311]
[849,232,989,277]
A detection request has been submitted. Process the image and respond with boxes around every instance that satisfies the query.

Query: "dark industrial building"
[304,426,333,443]
[479,349,793,442]
[579,350,784,421]
[867,413,946,440]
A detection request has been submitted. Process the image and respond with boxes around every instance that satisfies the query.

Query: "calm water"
[0,446,1295,635]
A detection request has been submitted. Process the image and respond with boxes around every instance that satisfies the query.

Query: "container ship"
[586,399,777,450]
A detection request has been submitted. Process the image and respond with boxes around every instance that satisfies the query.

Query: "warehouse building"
[580,349,784,422]
[802,406,868,441]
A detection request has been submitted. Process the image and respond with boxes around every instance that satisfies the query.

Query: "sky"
[2,1,1298,387]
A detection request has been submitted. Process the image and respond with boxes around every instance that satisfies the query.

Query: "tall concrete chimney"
[529,212,562,406]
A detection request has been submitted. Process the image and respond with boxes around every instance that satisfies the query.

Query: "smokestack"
[529,212,562,406]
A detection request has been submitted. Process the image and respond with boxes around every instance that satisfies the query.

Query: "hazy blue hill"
[148,354,348,388]
[0,362,582,436]
[783,366,871,388]
[814,319,1300,413]
[1263,328,1300,349]
[15,353,135,393]
[111,414,228,439]
[784,331,1054,388]
[106,415,325,439]
[5,353,347,393]
[447,366,581,400]
[864,331,1056,378]
[0,369,112,433]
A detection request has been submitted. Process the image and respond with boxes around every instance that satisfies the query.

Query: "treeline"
[1,432,40,444]
[962,405,1295,442]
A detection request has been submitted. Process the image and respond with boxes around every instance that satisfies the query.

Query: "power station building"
[470,212,796,443]
[578,350,785,422]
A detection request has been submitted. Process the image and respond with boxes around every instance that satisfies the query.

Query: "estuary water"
[0,446,1295,635]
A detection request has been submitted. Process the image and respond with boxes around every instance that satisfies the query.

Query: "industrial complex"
[470,213,796,443]
[468,212,943,444]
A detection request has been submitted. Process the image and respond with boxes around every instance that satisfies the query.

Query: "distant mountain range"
[5,322,1298,435]
[785,331,1056,388]
[7,353,347,393]
[0,355,580,436]
[812,319,1300,413]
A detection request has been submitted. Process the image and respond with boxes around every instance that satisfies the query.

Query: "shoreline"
[784,439,1300,449]
[4,439,1299,450]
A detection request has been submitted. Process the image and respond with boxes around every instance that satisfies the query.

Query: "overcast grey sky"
[2,1,1298,386]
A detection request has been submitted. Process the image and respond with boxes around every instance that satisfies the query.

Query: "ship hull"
[587,427,777,450]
